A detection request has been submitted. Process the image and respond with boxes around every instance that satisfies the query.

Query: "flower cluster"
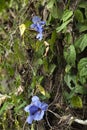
[30,16,45,41]
[24,96,48,124]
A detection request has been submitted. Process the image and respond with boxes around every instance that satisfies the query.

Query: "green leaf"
[37,84,46,96]
[50,30,57,43]
[37,59,43,65]
[74,9,84,23]
[64,32,73,44]
[15,101,26,113]
[64,74,75,90]
[78,1,87,9]
[47,0,55,9]
[48,4,62,19]
[51,6,59,18]
[49,30,57,53]
[0,0,6,12]
[78,1,87,18]
[0,102,14,115]
[71,96,83,108]
[85,9,87,18]
[34,58,43,68]
[19,24,26,36]
[43,58,49,73]
[31,124,34,130]
[56,18,72,32]
[64,45,76,66]
[0,102,8,115]
[77,24,87,32]
[24,20,32,28]
[62,9,73,22]
[78,58,87,77]
[65,64,72,73]
[75,85,87,94]
[74,34,87,53]
[49,64,56,75]
[45,92,50,99]
[68,90,76,99]
[35,41,44,58]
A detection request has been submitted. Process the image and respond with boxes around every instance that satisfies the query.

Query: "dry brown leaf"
[0,94,7,106]
[43,41,49,57]
[15,85,24,96]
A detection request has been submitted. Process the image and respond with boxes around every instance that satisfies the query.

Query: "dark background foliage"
[0,0,87,130]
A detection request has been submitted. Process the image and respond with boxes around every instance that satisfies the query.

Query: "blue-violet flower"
[30,16,45,40]
[24,96,48,124]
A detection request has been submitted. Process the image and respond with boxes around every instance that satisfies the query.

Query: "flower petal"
[24,105,31,112]
[32,96,42,107]
[32,96,39,102]
[39,21,46,26]
[41,102,48,111]
[32,16,41,24]
[24,96,48,124]
[36,23,43,33]
[26,116,34,124]
[30,24,38,31]
[36,33,43,41]
[34,111,44,121]
[33,100,42,108]
[30,24,36,29]
[29,105,39,115]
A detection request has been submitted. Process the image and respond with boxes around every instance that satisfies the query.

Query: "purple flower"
[32,16,41,24]
[36,33,43,41]
[31,23,43,33]
[30,16,45,40]
[24,96,48,124]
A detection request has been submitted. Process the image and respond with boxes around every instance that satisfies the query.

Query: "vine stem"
[70,117,87,125]
[47,109,61,119]
[23,120,27,130]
